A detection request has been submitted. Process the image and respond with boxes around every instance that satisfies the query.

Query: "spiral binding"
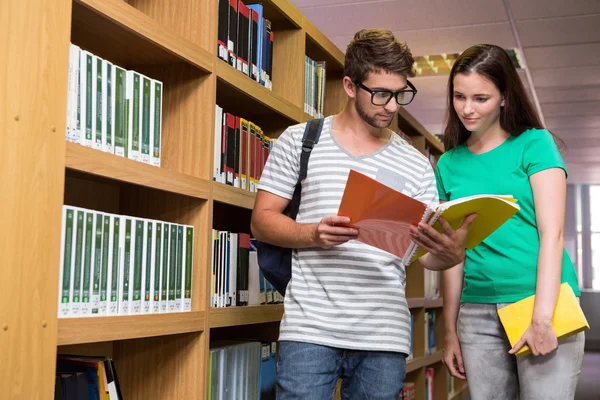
[401,206,439,265]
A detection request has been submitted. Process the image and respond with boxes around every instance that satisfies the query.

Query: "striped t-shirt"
[257,115,438,354]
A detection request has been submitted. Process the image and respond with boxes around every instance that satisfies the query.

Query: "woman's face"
[452,72,505,134]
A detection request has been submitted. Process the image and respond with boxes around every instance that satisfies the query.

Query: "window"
[590,186,600,290]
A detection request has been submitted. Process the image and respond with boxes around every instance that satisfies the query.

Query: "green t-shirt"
[435,128,580,303]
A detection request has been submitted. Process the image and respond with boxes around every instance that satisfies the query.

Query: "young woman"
[435,44,584,399]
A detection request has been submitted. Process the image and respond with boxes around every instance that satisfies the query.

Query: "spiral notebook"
[337,169,520,264]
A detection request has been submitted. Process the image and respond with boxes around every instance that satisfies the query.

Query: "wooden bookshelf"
[209,305,284,328]
[58,312,206,345]
[4,0,454,399]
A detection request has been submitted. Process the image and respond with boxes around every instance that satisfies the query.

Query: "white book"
[66,44,80,143]
[119,216,132,315]
[142,219,154,314]
[248,250,260,305]
[229,232,238,307]
[58,206,75,318]
[183,225,194,312]
[130,218,144,314]
[140,75,152,164]
[80,210,95,316]
[168,224,178,312]
[214,105,223,181]
[103,59,114,154]
[92,55,102,150]
[98,212,111,316]
[80,51,93,148]
[175,225,184,312]
[69,208,86,316]
[90,212,103,316]
[126,70,141,161]
[107,214,121,315]
[160,222,170,313]
[151,221,162,314]
[114,66,127,157]
[151,79,162,167]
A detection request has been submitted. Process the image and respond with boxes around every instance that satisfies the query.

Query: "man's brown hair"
[344,29,415,83]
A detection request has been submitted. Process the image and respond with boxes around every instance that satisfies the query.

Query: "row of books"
[211,230,283,308]
[305,56,326,118]
[218,0,274,90]
[214,105,274,192]
[208,340,276,400]
[58,206,193,318]
[424,310,437,356]
[66,43,163,166]
[55,355,122,400]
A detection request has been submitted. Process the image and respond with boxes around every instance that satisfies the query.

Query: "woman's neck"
[466,119,509,153]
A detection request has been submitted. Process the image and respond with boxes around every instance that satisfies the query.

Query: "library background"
[2,0,597,400]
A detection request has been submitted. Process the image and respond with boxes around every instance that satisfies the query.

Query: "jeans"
[458,302,585,400]
[276,340,407,400]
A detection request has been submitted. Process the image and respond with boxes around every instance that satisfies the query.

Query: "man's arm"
[251,189,358,249]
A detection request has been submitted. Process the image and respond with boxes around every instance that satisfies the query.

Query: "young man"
[251,29,475,399]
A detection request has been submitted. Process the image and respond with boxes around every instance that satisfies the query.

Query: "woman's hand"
[443,333,466,379]
[509,320,558,356]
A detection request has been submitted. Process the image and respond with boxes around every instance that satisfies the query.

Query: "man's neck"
[333,103,391,142]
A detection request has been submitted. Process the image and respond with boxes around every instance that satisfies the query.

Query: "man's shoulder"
[389,133,431,166]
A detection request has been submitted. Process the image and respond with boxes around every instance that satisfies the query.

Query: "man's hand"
[313,216,359,249]
[509,320,558,356]
[409,214,477,269]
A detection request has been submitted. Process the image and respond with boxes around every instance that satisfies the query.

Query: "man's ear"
[343,76,356,99]
[501,96,505,107]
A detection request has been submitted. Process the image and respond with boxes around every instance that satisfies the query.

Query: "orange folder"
[337,169,431,260]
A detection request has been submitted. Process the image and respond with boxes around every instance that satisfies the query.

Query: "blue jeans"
[276,340,407,400]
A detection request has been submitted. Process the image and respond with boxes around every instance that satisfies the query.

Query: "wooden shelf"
[209,305,284,328]
[303,18,345,72]
[397,108,445,153]
[71,0,214,72]
[248,0,303,29]
[449,384,469,400]
[216,61,303,124]
[425,298,444,308]
[65,142,211,200]
[57,311,206,346]
[212,182,257,210]
[406,350,443,373]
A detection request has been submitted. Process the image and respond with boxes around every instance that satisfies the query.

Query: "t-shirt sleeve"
[414,160,439,205]
[256,126,301,200]
[434,158,449,202]
[523,129,568,178]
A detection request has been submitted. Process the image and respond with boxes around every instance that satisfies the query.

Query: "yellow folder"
[497,282,590,356]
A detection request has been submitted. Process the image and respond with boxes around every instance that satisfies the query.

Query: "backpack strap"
[286,118,324,220]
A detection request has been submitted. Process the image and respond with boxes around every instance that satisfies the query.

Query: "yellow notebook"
[407,194,520,264]
[497,282,590,356]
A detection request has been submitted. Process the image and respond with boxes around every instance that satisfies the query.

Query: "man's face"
[354,71,408,129]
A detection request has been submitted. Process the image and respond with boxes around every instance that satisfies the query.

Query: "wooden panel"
[216,61,303,125]
[303,17,345,69]
[213,182,257,210]
[115,331,206,400]
[406,351,443,373]
[425,298,444,309]
[134,63,215,180]
[405,368,425,400]
[127,0,218,53]
[0,1,71,398]
[209,305,284,328]
[72,0,213,72]
[406,261,425,299]
[64,174,121,214]
[57,312,205,345]
[412,308,426,359]
[65,143,212,199]
[247,0,303,29]
[58,342,114,357]
[273,28,305,108]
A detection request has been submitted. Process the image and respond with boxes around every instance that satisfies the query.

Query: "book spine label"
[184,226,193,311]
[160,222,170,313]
[91,212,103,315]
[141,76,151,164]
[81,211,94,315]
[131,219,144,314]
[168,224,178,312]
[152,221,162,314]
[108,215,120,315]
[93,56,102,150]
[152,80,162,167]
[104,60,114,154]
[99,212,111,315]
[58,206,74,317]
[119,217,132,315]
[143,220,153,314]
[114,67,126,157]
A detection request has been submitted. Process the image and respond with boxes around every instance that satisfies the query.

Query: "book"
[497,282,589,356]
[337,169,520,264]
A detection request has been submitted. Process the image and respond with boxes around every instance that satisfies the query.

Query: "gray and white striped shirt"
[258,115,437,354]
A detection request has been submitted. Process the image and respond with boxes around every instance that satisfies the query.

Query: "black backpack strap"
[286,118,323,220]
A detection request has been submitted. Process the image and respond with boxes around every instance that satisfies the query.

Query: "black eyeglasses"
[353,80,417,106]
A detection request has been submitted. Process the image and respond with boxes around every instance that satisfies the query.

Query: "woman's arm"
[442,262,466,378]
[509,167,565,356]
